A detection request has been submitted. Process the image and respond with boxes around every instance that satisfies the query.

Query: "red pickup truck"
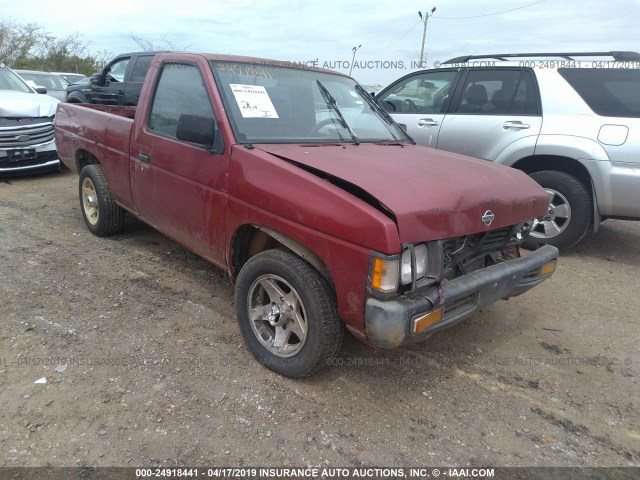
[55,53,559,377]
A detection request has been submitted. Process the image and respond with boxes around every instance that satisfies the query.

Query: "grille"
[442,226,513,264]
[0,121,55,148]
[441,225,515,279]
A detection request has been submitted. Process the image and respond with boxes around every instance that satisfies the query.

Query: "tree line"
[0,20,112,74]
[0,20,190,75]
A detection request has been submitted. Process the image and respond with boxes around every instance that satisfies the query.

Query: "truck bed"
[80,104,137,119]
[55,102,135,208]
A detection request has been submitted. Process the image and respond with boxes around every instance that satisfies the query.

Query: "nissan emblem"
[482,210,495,226]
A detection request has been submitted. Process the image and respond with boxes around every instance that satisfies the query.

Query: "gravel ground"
[0,170,638,468]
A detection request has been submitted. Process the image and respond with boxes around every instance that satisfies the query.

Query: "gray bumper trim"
[0,158,60,173]
[365,245,559,348]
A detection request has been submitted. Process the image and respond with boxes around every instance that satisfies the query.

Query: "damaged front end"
[362,222,558,349]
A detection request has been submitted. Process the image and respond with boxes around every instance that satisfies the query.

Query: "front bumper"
[0,144,60,174]
[365,245,559,348]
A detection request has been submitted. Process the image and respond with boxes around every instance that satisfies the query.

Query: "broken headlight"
[400,244,428,285]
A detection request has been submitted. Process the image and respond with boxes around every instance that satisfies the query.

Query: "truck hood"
[256,143,549,242]
[0,91,59,117]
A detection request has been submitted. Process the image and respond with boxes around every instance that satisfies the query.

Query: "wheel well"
[230,225,333,286]
[511,155,592,186]
[76,149,100,172]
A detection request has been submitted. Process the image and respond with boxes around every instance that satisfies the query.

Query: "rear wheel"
[234,249,344,378]
[528,170,592,249]
[79,165,125,236]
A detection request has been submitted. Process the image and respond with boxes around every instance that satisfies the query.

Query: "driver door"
[92,57,130,105]
[377,69,460,147]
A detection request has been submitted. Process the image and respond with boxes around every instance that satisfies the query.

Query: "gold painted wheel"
[81,177,99,226]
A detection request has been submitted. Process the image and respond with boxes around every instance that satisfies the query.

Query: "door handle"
[138,153,150,163]
[417,118,439,127]
[503,121,530,130]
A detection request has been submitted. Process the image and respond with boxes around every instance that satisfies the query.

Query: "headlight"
[370,244,432,296]
[400,244,428,285]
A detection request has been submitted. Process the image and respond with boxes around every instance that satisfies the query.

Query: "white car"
[0,65,60,175]
[15,70,70,102]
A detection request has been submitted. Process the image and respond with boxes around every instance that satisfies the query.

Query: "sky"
[2,0,640,85]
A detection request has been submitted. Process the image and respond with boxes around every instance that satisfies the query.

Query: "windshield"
[17,72,69,91]
[210,61,408,144]
[0,67,33,93]
[62,74,87,84]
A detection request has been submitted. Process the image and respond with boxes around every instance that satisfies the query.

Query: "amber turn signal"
[540,261,556,276]
[371,257,399,293]
[413,307,444,334]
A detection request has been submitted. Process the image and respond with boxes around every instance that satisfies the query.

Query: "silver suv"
[376,51,640,249]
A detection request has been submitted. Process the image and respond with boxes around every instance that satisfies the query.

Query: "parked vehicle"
[55,53,558,377]
[15,70,70,101]
[64,52,164,105]
[51,72,87,84]
[0,65,60,175]
[376,51,640,249]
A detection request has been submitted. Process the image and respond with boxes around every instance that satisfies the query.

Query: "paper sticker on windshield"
[230,84,279,118]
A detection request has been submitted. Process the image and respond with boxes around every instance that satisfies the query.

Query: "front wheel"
[234,249,344,378]
[528,170,592,249]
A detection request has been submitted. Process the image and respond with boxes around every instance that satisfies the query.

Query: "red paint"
[55,53,550,335]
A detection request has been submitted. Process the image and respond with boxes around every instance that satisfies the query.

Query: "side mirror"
[382,100,396,112]
[34,86,48,94]
[176,113,222,152]
[90,73,103,86]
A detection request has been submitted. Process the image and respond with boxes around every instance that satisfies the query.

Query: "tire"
[528,170,592,249]
[79,165,125,236]
[234,249,344,378]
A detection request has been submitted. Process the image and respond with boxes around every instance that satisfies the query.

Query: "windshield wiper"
[316,80,359,145]
[354,84,415,145]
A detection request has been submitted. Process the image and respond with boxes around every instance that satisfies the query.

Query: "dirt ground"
[1,170,638,468]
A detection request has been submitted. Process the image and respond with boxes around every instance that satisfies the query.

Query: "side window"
[130,56,154,83]
[377,70,457,114]
[108,58,130,82]
[148,62,216,142]
[510,71,538,115]
[455,69,539,115]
